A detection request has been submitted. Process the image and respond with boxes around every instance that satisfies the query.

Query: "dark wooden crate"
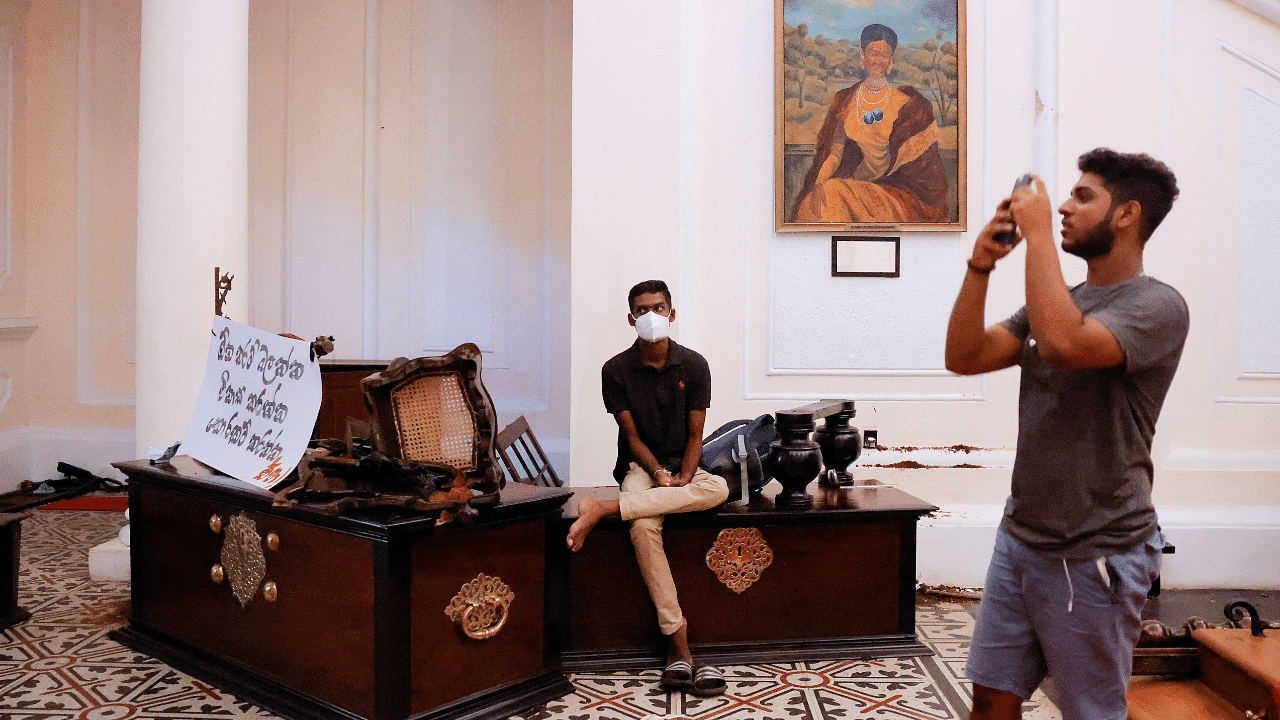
[558,482,937,670]
[111,457,573,720]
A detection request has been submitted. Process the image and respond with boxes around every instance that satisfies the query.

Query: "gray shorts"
[965,527,1163,720]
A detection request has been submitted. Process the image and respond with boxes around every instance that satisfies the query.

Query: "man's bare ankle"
[665,619,691,664]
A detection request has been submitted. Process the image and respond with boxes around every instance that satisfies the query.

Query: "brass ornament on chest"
[706,527,774,593]
[219,512,268,608]
[445,574,514,640]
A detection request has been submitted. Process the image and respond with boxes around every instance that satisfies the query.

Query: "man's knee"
[630,515,663,542]
[695,472,730,504]
[970,684,1023,719]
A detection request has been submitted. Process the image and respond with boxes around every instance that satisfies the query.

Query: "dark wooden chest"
[111,457,573,720]
[558,481,938,670]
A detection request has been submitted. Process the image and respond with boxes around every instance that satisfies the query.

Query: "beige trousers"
[618,463,729,635]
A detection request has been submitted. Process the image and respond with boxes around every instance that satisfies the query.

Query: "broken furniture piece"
[496,415,564,487]
[362,344,501,495]
[284,343,504,522]
[1129,600,1280,719]
[107,341,575,720]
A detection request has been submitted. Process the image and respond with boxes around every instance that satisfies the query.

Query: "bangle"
[967,258,994,275]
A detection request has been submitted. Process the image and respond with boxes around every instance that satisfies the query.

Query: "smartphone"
[994,173,1034,245]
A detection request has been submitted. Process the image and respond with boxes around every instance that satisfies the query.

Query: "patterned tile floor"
[1,508,1061,720]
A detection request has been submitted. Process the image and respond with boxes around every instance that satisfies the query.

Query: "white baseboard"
[916,504,1280,590]
[0,426,136,493]
[916,505,1003,589]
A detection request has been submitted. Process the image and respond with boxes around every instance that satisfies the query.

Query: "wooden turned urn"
[765,410,822,510]
[815,402,861,488]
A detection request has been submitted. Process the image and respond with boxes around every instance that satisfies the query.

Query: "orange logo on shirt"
[679,380,685,390]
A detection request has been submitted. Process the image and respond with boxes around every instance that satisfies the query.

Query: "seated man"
[566,279,729,697]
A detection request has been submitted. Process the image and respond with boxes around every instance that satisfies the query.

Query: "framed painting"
[776,0,966,232]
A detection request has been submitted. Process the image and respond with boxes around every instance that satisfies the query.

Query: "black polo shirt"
[601,339,712,483]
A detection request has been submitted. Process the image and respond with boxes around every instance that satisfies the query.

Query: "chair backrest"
[361,343,503,494]
[495,415,564,487]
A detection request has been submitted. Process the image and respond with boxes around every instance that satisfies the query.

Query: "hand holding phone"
[993,173,1034,245]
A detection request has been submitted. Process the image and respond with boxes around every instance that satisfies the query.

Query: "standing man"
[566,279,729,697]
[945,149,1188,720]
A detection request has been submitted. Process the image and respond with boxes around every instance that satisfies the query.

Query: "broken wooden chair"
[495,415,563,487]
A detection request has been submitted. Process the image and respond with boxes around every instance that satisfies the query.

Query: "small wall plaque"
[832,236,900,278]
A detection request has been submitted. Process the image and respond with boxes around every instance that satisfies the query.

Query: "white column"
[135,0,250,457]
[1032,0,1058,199]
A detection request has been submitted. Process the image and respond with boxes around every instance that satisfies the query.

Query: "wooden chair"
[495,415,563,487]
[361,343,503,496]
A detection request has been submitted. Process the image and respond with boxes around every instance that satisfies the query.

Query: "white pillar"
[135,0,250,457]
[1032,0,1058,199]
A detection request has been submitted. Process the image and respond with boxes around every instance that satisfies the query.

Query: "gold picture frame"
[776,0,966,233]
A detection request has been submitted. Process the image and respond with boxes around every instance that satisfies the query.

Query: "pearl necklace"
[856,82,891,125]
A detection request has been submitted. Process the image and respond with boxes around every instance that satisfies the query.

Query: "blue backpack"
[699,415,778,505]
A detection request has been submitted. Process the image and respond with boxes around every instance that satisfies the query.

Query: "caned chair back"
[361,343,502,495]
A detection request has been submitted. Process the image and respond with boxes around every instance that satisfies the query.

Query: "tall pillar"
[135,0,249,457]
[1032,0,1058,199]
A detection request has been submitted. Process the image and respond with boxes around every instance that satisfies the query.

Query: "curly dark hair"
[1077,148,1179,242]
[627,280,671,314]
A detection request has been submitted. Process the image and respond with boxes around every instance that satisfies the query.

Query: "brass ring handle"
[445,574,514,640]
[461,602,508,640]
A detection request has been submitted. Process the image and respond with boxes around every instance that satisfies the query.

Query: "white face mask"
[632,311,670,343]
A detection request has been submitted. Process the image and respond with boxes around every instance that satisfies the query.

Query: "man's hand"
[655,468,675,487]
[969,199,1019,272]
[1009,176,1053,243]
[669,470,693,487]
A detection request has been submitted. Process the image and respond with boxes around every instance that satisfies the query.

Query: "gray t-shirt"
[999,276,1189,558]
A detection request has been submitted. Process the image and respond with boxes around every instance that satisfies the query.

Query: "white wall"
[571,0,1280,588]
[247,0,573,458]
[0,0,138,492]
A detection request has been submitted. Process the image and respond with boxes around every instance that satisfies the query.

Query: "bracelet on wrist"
[967,258,994,275]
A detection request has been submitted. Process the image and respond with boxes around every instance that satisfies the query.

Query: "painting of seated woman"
[778,7,963,230]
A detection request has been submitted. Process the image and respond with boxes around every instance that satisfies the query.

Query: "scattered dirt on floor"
[919,584,983,601]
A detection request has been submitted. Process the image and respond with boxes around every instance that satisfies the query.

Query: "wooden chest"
[1,512,29,630]
[558,482,938,670]
[111,457,573,720]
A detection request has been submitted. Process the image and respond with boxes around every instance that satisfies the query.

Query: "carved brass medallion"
[706,527,773,593]
[220,513,267,608]
[445,574,514,640]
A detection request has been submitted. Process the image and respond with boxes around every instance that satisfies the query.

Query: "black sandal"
[658,659,693,690]
[690,665,726,697]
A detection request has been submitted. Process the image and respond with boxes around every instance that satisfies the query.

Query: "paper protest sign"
[182,317,323,490]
